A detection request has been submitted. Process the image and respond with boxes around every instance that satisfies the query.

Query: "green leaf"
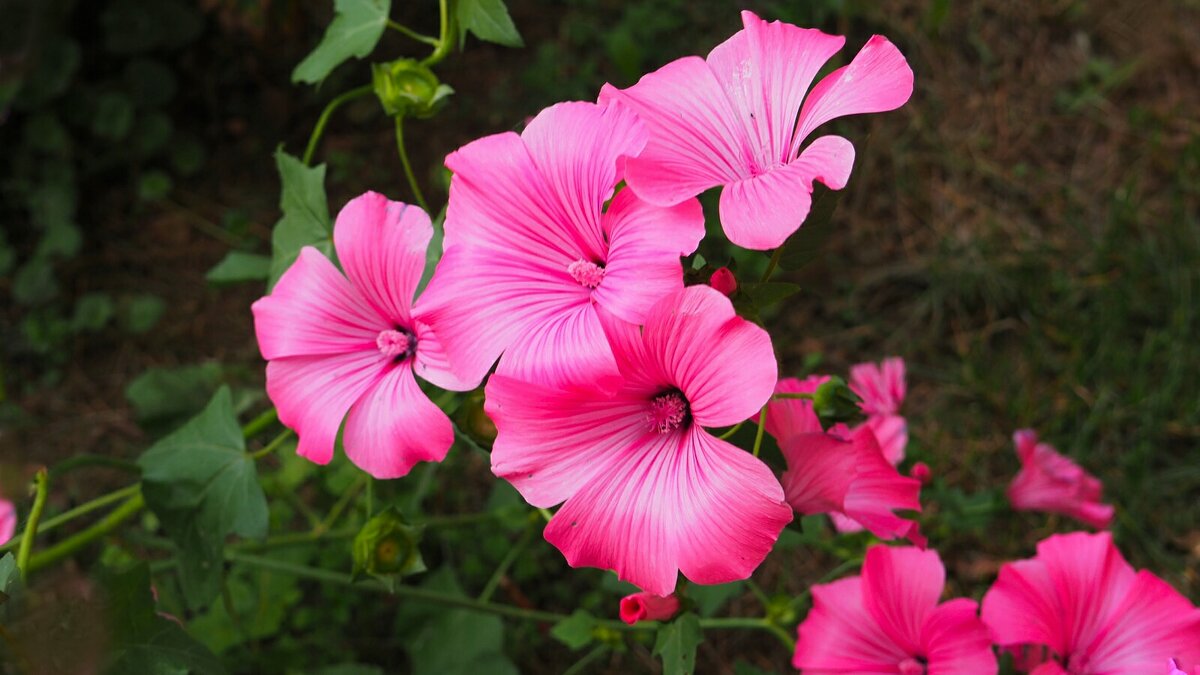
[207,251,271,284]
[418,208,445,296]
[100,563,225,675]
[292,0,392,84]
[121,294,167,334]
[550,609,597,650]
[402,569,520,675]
[269,149,333,288]
[688,581,743,617]
[740,281,801,309]
[653,613,702,675]
[137,387,269,607]
[125,363,222,427]
[456,0,524,48]
[72,292,115,332]
[0,553,23,624]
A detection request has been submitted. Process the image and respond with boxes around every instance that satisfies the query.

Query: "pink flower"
[486,286,792,595]
[1169,658,1200,675]
[252,192,470,479]
[0,498,15,546]
[794,544,997,674]
[708,267,738,296]
[1006,429,1114,529]
[599,11,912,250]
[981,532,1200,674]
[418,101,705,392]
[767,377,924,546]
[849,357,908,465]
[620,592,680,624]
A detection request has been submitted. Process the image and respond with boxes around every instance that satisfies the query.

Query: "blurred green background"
[1,0,1197,673]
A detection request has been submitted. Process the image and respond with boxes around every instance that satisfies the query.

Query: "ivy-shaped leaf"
[137,387,268,608]
[268,149,333,288]
[653,613,702,675]
[456,0,524,48]
[550,609,597,650]
[292,0,392,84]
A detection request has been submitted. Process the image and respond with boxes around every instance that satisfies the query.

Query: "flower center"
[568,259,605,289]
[646,391,689,434]
[898,657,927,675]
[376,328,415,361]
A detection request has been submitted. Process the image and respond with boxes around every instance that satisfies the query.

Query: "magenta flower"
[794,544,997,674]
[849,357,908,465]
[252,192,470,479]
[599,10,913,250]
[982,532,1200,674]
[1007,429,1114,529]
[767,376,924,546]
[485,286,791,596]
[418,101,705,391]
[620,592,680,625]
[0,498,14,546]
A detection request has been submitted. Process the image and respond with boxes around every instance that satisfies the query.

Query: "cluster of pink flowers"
[251,9,1200,671]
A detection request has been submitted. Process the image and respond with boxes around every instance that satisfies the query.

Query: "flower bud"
[708,267,737,296]
[909,462,932,485]
[372,59,454,119]
[619,592,679,624]
[454,388,497,447]
[812,376,864,431]
[352,506,425,582]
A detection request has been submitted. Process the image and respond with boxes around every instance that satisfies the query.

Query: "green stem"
[761,247,785,281]
[562,645,608,675]
[478,525,533,602]
[242,407,279,440]
[394,116,430,212]
[717,421,744,440]
[773,392,814,400]
[302,84,374,166]
[27,492,145,574]
[387,19,439,46]
[420,0,452,67]
[0,484,142,554]
[250,428,293,460]
[751,405,768,458]
[48,455,140,480]
[15,470,49,580]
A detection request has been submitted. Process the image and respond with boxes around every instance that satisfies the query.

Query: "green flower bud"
[371,59,453,119]
[352,506,425,583]
[812,376,864,431]
[454,388,496,448]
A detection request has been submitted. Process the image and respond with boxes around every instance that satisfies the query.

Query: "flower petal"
[765,376,827,444]
[544,427,790,596]
[864,413,908,466]
[861,545,945,654]
[593,188,705,325]
[841,428,924,545]
[266,350,384,465]
[252,247,383,360]
[494,303,623,394]
[849,357,906,416]
[641,286,777,427]
[922,599,999,675]
[0,500,15,547]
[794,576,910,671]
[718,134,855,249]
[332,191,430,327]
[410,319,475,392]
[1083,571,1200,672]
[342,364,453,479]
[706,11,845,165]
[793,35,914,147]
[600,56,750,206]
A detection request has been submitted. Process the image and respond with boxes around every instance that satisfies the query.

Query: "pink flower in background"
[1007,429,1114,529]
[252,192,470,479]
[794,544,997,674]
[767,377,924,546]
[419,101,705,392]
[708,267,738,296]
[620,592,680,624]
[0,498,15,546]
[850,357,908,465]
[600,11,912,250]
[981,532,1200,674]
[486,286,791,596]
[910,462,932,485]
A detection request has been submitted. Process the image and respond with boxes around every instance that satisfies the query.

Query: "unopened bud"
[352,506,425,582]
[708,267,737,296]
[812,376,864,431]
[372,59,453,119]
[909,462,932,485]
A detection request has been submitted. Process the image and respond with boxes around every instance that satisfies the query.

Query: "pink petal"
[493,302,623,394]
[706,11,845,165]
[600,57,750,206]
[519,101,648,260]
[486,374,648,508]
[793,577,910,671]
[266,350,384,465]
[861,545,945,654]
[718,134,855,250]
[864,413,908,465]
[0,499,15,547]
[793,35,914,148]
[1007,430,1114,529]
[1084,571,1200,672]
[765,376,827,443]
[1030,663,1070,675]
[619,592,680,625]
[922,598,998,675]
[332,191,430,327]
[252,247,384,360]
[850,357,906,416]
[780,432,856,515]
[841,428,924,546]
[592,188,705,325]
[410,319,475,392]
[544,427,790,596]
[341,364,453,479]
[641,286,777,428]
[418,245,590,389]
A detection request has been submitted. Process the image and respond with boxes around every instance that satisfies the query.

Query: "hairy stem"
[15,470,49,579]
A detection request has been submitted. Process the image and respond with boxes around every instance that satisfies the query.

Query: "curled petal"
[342,365,453,479]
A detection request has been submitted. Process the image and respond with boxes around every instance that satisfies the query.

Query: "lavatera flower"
[485,286,792,596]
[252,192,471,479]
[600,10,913,250]
[1007,429,1114,529]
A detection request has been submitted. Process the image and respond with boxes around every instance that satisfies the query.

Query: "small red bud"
[709,267,737,296]
[619,592,680,624]
[909,462,932,485]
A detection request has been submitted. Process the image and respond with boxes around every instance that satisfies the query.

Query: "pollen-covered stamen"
[646,391,689,434]
[568,258,605,289]
[376,328,416,361]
